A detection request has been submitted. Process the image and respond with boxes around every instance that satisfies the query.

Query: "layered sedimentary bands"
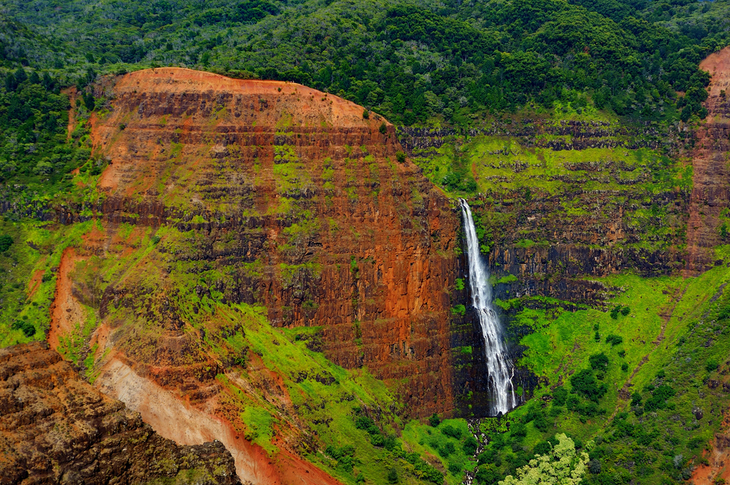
[45,68,465,483]
[403,109,694,308]
[9,50,730,484]
[0,342,240,485]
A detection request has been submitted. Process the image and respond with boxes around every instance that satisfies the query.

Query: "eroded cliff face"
[686,47,730,275]
[403,119,691,310]
[47,68,462,483]
[86,67,458,411]
[0,342,240,485]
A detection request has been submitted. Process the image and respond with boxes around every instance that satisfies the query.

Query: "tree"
[500,433,592,485]
[387,468,398,484]
[0,235,12,253]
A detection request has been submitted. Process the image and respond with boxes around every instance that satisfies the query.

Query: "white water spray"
[459,199,516,416]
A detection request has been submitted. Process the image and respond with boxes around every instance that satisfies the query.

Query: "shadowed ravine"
[460,199,517,416]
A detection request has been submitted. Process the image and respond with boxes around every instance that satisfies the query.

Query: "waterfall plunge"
[459,199,517,416]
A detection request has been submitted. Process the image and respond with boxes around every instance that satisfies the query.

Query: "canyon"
[43,67,464,483]
[3,46,730,485]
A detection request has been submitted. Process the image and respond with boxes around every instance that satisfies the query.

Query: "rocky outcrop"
[0,341,240,485]
[685,47,730,275]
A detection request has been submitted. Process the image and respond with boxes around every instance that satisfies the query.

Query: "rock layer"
[0,342,240,485]
[43,68,470,483]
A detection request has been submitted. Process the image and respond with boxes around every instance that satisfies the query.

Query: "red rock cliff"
[48,68,463,483]
[87,67,459,413]
[0,342,240,485]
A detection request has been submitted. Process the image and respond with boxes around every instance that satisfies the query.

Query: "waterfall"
[459,199,517,416]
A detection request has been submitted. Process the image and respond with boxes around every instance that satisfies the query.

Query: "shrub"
[621,362,628,371]
[589,353,609,371]
[451,304,466,316]
[325,445,356,472]
[510,423,527,438]
[534,414,550,432]
[0,234,12,253]
[533,441,552,455]
[429,413,441,427]
[387,468,398,484]
[442,424,462,439]
[475,465,500,484]
[11,320,36,337]
[605,334,623,346]
[570,369,607,402]
[463,436,478,455]
[362,109,370,119]
[448,463,462,475]
[621,306,631,316]
[644,384,676,412]
[355,415,375,431]
[438,443,453,458]
[553,386,568,406]
[395,151,406,163]
[478,448,497,465]
[706,360,719,372]
[379,122,387,134]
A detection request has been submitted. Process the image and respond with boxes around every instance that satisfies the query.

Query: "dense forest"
[1,0,729,127]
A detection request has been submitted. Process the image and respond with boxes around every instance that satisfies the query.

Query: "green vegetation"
[0,218,95,347]
[0,1,728,484]
[468,264,730,484]
[2,0,726,127]
[500,433,591,485]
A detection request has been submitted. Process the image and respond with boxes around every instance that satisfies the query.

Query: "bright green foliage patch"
[0,218,95,347]
[469,264,730,484]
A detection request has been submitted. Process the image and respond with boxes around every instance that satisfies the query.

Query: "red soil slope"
[685,47,730,274]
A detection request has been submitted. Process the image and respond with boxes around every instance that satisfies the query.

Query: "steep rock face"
[402,123,691,311]
[46,68,468,482]
[0,342,240,485]
[686,47,730,274]
[84,67,459,414]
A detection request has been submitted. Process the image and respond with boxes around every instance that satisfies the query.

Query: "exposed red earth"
[0,342,240,485]
[685,47,730,275]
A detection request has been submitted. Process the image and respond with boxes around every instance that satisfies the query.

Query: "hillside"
[1,1,730,485]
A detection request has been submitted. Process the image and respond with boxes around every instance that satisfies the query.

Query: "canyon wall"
[44,68,466,483]
[83,67,459,414]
